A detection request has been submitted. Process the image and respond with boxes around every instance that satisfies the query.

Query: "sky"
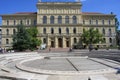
[0,0,120,29]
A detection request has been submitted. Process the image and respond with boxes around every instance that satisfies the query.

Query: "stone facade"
[0,1,116,49]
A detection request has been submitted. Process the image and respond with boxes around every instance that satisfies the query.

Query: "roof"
[82,12,104,15]
[14,12,37,15]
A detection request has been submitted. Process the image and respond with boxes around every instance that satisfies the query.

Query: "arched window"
[74,38,77,43]
[58,16,62,24]
[109,38,112,43]
[102,20,104,25]
[66,28,69,34]
[72,16,77,24]
[43,38,47,44]
[6,39,9,44]
[51,28,54,34]
[50,16,54,24]
[96,20,98,25]
[13,29,16,35]
[6,29,9,35]
[103,38,106,43]
[73,28,76,34]
[109,28,112,36]
[83,20,85,24]
[102,28,105,35]
[65,16,69,24]
[43,16,47,24]
[20,20,23,25]
[7,20,9,25]
[43,28,46,34]
[14,20,16,25]
[108,20,111,25]
[34,20,36,25]
[59,28,61,34]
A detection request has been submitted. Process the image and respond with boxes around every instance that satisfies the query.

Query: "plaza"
[0,50,120,80]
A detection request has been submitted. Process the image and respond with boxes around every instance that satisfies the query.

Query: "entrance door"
[51,41,54,48]
[66,41,70,47]
[58,38,63,48]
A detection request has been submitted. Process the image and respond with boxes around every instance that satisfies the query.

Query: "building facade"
[0,1,116,49]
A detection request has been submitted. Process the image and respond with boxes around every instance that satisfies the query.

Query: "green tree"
[26,27,41,50]
[81,28,103,47]
[12,25,31,51]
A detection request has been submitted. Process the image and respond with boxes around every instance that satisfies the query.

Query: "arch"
[73,28,76,34]
[72,16,77,24]
[43,16,47,24]
[51,28,54,34]
[59,28,61,34]
[66,28,69,34]
[102,28,105,35]
[6,39,9,44]
[109,38,112,43]
[58,16,62,24]
[6,29,9,35]
[109,28,112,36]
[43,38,47,44]
[65,16,69,24]
[50,16,54,24]
[43,28,46,34]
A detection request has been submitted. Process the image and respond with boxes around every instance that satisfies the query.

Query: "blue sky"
[0,0,120,29]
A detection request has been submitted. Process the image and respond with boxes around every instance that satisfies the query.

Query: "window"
[108,20,111,25]
[43,38,47,44]
[14,20,16,25]
[102,28,105,35]
[65,16,69,24]
[59,28,61,34]
[83,20,85,24]
[109,38,112,43]
[27,20,29,25]
[102,20,104,25]
[43,28,46,34]
[73,28,76,34]
[58,16,62,24]
[109,28,112,36]
[72,16,77,24]
[34,20,37,25]
[6,39,9,44]
[13,29,16,35]
[43,16,47,24]
[7,20,9,25]
[103,38,106,43]
[96,20,98,25]
[89,20,92,24]
[51,28,54,34]
[74,38,77,43]
[50,16,54,24]
[6,29,9,35]
[20,20,23,25]
[66,28,69,34]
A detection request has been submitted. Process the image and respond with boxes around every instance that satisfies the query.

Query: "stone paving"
[0,51,119,80]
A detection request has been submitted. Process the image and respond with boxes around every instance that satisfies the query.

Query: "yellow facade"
[0,1,116,49]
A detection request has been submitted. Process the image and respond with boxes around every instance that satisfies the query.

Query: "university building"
[0,0,116,49]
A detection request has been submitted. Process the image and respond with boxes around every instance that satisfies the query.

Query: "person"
[89,44,93,51]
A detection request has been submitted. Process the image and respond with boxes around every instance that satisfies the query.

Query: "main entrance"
[58,38,63,48]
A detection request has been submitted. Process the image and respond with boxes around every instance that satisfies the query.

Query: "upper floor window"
[50,16,54,24]
[51,28,54,34]
[20,20,23,25]
[34,20,37,25]
[108,20,111,25]
[73,28,76,34]
[65,16,69,24]
[96,20,98,25]
[89,20,92,24]
[66,28,69,34]
[109,38,112,43]
[14,20,16,26]
[102,20,104,25]
[6,29,9,35]
[6,39,9,44]
[43,28,46,34]
[58,16,62,24]
[109,28,112,36]
[43,16,47,24]
[13,29,16,35]
[102,28,105,35]
[59,28,61,34]
[72,16,77,24]
[7,20,9,25]
[27,20,29,25]
[83,20,85,24]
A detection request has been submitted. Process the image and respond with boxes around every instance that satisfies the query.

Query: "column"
[55,37,58,48]
[47,37,51,48]
[70,37,73,47]
[63,37,66,48]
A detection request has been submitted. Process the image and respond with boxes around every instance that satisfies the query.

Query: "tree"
[81,28,103,47]
[12,25,31,51]
[26,27,41,50]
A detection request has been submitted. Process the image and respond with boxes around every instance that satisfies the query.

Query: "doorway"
[58,38,63,48]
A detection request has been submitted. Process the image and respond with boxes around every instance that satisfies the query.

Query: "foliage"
[12,26,41,51]
[12,25,31,51]
[115,17,119,31]
[81,28,103,46]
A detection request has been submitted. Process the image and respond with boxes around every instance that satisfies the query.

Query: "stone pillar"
[63,37,66,48]
[55,37,58,48]
[47,37,51,47]
[70,37,73,48]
